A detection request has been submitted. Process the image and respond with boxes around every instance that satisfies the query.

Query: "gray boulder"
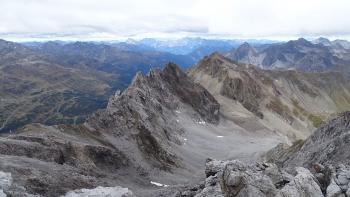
[64,186,134,197]
[205,159,325,197]
[280,167,323,197]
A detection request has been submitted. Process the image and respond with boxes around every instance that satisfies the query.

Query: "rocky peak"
[224,42,260,66]
[284,38,313,49]
[314,37,332,46]
[87,62,220,169]
[194,52,242,73]
[234,42,257,57]
[115,62,220,124]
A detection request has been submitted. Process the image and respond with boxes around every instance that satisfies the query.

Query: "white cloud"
[0,0,350,40]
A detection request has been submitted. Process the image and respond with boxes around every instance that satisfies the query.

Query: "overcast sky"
[1,0,350,41]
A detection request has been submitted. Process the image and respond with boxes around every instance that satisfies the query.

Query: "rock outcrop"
[87,62,219,169]
[274,111,350,168]
[164,159,324,197]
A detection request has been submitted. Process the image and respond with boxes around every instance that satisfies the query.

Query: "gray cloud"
[1,0,350,41]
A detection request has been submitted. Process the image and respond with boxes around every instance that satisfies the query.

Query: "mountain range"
[1,36,350,196]
[0,39,197,133]
[0,48,350,196]
[0,37,281,133]
[226,38,350,71]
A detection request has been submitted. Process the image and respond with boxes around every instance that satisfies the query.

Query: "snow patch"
[184,138,187,141]
[64,186,133,197]
[175,110,181,114]
[176,119,180,122]
[150,181,169,187]
[198,120,206,125]
[0,171,12,195]
[216,136,224,138]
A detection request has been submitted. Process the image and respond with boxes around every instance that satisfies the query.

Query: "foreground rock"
[161,159,350,196]
[64,186,134,197]
[160,159,326,196]
[266,111,350,196]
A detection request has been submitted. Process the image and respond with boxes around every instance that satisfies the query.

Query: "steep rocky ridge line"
[188,53,350,140]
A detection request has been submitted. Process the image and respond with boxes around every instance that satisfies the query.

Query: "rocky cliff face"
[189,53,350,140]
[86,62,219,169]
[268,111,350,169]
[0,63,220,196]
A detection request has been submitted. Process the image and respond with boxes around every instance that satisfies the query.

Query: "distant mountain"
[313,37,333,46]
[0,39,116,133]
[134,37,281,62]
[225,42,260,66]
[313,37,350,61]
[226,38,350,71]
[333,39,350,49]
[0,39,196,133]
[32,41,194,71]
[313,37,350,49]
[136,37,236,55]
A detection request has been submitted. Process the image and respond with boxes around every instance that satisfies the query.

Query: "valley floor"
[136,111,286,196]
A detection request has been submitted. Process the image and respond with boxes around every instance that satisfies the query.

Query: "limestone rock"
[64,186,134,197]
[280,167,323,197]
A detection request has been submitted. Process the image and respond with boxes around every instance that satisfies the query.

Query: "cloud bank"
[1,0,350,40]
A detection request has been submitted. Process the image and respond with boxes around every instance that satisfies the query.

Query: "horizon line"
[2,35,350,43]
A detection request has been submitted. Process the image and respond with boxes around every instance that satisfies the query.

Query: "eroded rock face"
[279,167,323,197]
[87,62,220,169]
[219,160,294,197]
[276,112,350,169]
[263,111,350,197]
[189,54,265,119]
[323,165,350,197]
[164,159,326,197]
[0,124,132,196]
